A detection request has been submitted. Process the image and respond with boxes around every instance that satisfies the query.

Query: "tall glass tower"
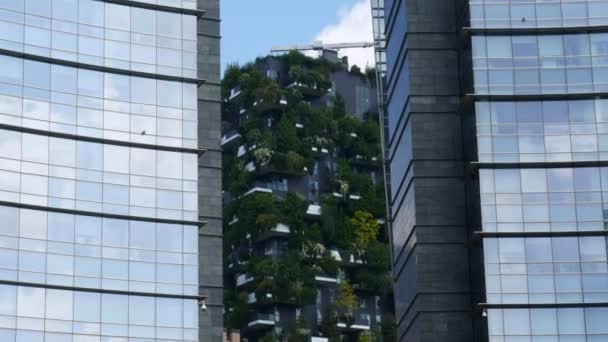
[471,0,608,340]
[382,0,608,340]
[0,0,223,341]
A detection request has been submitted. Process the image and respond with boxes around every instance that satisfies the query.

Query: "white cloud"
[309,0,375,69]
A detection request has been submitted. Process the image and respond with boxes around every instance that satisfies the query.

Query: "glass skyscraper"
[471,1,608,340]
[383,0,608,341]
[0,0,223,341]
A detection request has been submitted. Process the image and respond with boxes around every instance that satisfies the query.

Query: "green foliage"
[285,151,306,172]
[255,77,281,105]
[275,114,298,152]
[235,193,278,240]
[251,254,316,306]
[222,52,393,332]
[332,94,347,120]
[224,292,251,330]
[223,157,251,197]
[336,280,359,322]
[318,306,341,342]
[260,332,279,342]
[318,250,340,275]
[222,63,242,98]
[351,210,380,251]
[358,332,373,342]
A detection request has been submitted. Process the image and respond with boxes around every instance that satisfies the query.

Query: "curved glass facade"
[470,0,608,340]
[0,0,201,340]
[0,0,197,77]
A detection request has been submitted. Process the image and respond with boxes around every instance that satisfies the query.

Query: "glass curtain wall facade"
[470,0,608,341]
[0,0,220,340]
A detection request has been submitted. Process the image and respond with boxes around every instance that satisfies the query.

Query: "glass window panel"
[103,145,129,174]
[131,77,156,105]
[49,177,76,199]
[105,3,130,31]
[513,36,538,57]
[0,130,21,160]
[101,294,127,324]
[76,181,101,202]
[487,37,512,58]
[49,138,76,167]
[52,0,77,22]
[0,206,18,236]
[130,221,155,250]
[553,238,580,262]
[495,170,521,193]
[20,209,47,239]
[157,151,181,179]
[45,289,73,320]
[183,226,197,253]
[129,296,155,325]
[557,308,585,334]
[499,238,525,263]
[564,35,590,56]
[525,238,552,262]
[574,168,601,191]
[75,257,100,278]
[103,218,128,248]
[156,298,182,327]
[586,308,608,334]
[17,286,45,318]
[78,70,103,98]
[157,12,181,38]
[22,134,48,163]
[521,169,547,193]
[130,148,156,177]
[78,0,103,26]
[580,237,607,261]
[24,61,50,89]
[157,81,181,108]
[74,292,100,322]
[77,141,102,170]
[0,284,16,315]
[24,26,51,48]
[131,7,156,34]
[547,169,574,192]
[104,73,130,101]
[75,215,101,244]
[504,309,531,335]
[0,55,22,85]
[157,224,182,252]
[47,254,73,276]
[102,259,127,279]
[539,36,564,57]
[530,309,557,335]
[47,212,74,242]
[130,187,155,207]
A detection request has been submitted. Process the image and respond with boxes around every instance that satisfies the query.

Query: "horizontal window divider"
[474,230,608,239]
[0,48,205,85]
[0,279,207,300]
[92,0,206,17]
[0,123,205,155]
[471,160,608,169]
[463,25,608,37]
[467,92,608,103]
[478,302,608,310]
[0,200,207,227]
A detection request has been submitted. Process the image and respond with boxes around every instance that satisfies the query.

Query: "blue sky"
[221,0,371,75]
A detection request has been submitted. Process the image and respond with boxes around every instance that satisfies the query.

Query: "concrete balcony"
[236,273,254,287]
[226,88,242,102]
[306,204,322,217]
[247,314,276,330]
